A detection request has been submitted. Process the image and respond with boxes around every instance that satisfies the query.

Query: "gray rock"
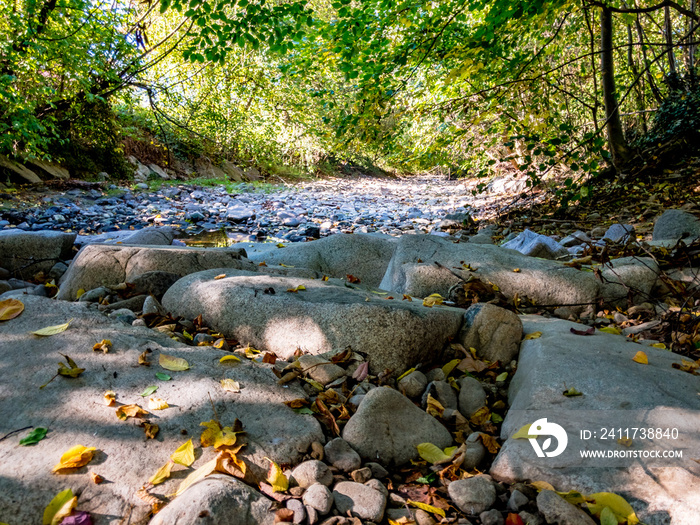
[460,303,523,364]
[246,233,398,288]
[342,386,453,466]
[306,505,319,525]
[324,438,362,472]
[467,233,495,245]
[286,498,307,524]
[653,209,700,241]
[332,481,387,522]
[227,205,256,222]
[603,223,635,244]
[379,235,599,314]
[425,368,446,382]
[58,244,253,300]
[447,475,497,515]
[560,231,591,247]
[459,377,487,419]
[479,509,504,525]
[291,460,333,488]
[0,230,75,276]
[162,270,464,375]
[121,226,175,245]
[366,462,388,479]
[423,380,458,410]
[535,490,596,525]
[599,256,659,306]
[0,280,10,294]
[507,489,530,512]
[364,478,388,497]
[128,270,181,297]
[142,295,165,316]
[0,296,323,524]
[25,159,69,179]
[150,475,274,525]
[107,308,137,324]
[78,286,110,303]
[351,467,372,483]
[463,432,487,470]
[414,509,437,525]
[221,160,245,182]
[48,261,68,280]
[490,315,700,525]
[501,229,568,260]
[98,294,146,313]
[298,355,346,385]
[398,370,428,398]
[519,511,543,525]
[0,154,42,183]
[303,483,334,515]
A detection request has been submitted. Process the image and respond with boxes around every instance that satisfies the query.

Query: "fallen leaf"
[216,446,247,478]
[479,433,501,453]
[524,331,542,340]
[407,500,445,518]
[495,371,508,382]
[76,288,86,299]
[92,339,111,353]
[512,268,521,273]
[672,358,700,374]
[20,427,48,446]
[90,473,104,484]
[155,372,171,381]
[397,367,416,381]
[346,274,361,283]
[506,514,525,525]
[599,326,622,335]
[140,385,158,397]
[529,480,556,491]
[40,354,85,389]
[441,359,461,377]
[286,285,306,293]
[262,352,277,364]
[422,293,444,307]
[570,327,595,336]
[651,343,666,349]
[563,387,583,397]
[149,460,174,486]
[585,492,639,524]
[138,350,151,366]
[600,507,618,525]
[632,351,648,364]
[221,378,241,392]
[275,508,295,522]
[0,298,24,321]
[425,394,445,418]
[159,353,190,371]
[43,488,77,525]
[219,355,241,365]
[171,438,195,466]
[172,458,218,497]
[617,437,633,447]
[402,294,413,301]
[214,273,226,280]
[52,445,96,473]
[511,423,538,439]
[244,346,261,358]
[115,404,148,420]
[416,443,453,464]
[142,422,159,439]
[557,490,587,505]
[148,397,169,410]
[352,361,369,381]
[265,457,289,492]
[32,319,73,336]
[104,391,116,406]
[469,406,491,426]
[200,420,238,449]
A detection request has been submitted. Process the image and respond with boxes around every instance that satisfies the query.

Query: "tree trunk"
[600,6,632,168]
[689,0,697,71]
[664,6,677,74]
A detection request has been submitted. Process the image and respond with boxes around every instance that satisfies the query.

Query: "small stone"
[142,295,165,316]
[518,511,543,525]
[398,370,428,398]
[310,441,324,460]
[463,432,486,470]
[324,437,361,472]
[291,460,333,488]
[479,509,504,525]
[289,486,305,497]
[48,261,68,280]
[414,509,437,525]
[303,483,333,515]
[299,355,346,385]
[458,376,487,419]
[536,490,596,525]
[306,505,319,525]
[193,333,215,345]
[108,308,137,325]
[425,368,446,382]
[287,498,307,524]
[132,318,147,327]
[447,475,496,515]
[350,467,372,483]
[332,481,387,522]
[423,380,458,411]
[366,462,388,479]
[507,490,530,512]
[603,223,635,244]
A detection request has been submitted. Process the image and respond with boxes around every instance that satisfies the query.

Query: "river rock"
[459,377,487,419]
[599,256,659,305]
[324,438,362,472]
[459,303,523,364]
[58,244,254,300]
[291,460,333,488]
[120,226,175,245]
[535,490,595,525]
[332,481,387,522]
[398,370,428,398]
[447,475,497,515]
[162,270,464,375]
[501,229,568,260]
[652,209,700,241]
[0,154,42,183]
[303,483,334,514]
[603,223,635,244]
[342,386,453,466]
[0,230,76,275]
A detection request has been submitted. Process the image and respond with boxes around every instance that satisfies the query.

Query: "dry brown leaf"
[116,404,148,421]
[478,433,501,454]
[92,339,112,353]
[142,422,159,439]
[0,298,24,321]
[104,390,116,406]
[90,472,104,484]
[138,350,151,366]
[469,406,491,426]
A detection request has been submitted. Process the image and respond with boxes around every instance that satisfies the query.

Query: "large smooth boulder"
[0,295,323,524]
[57,244,255,300]
[0,230,76,276]
[245,233,398,288]
[150,475,274,525]
[652,209,700,242]
[162,270,464,375]
[501,229,568,260]
[0,154,42,183]
[490,316,700,525]
[25,159,69,179]
[379,235,599,312]
[342,386,453,466]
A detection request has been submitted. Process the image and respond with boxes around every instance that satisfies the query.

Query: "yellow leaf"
[52,445,96,473]
[76,288,86,299]
[286,285,306,292]
[422,293,444,307]
[219,355,241,364]
[469,406,491,425]
[214,273,226,280]
[407,500,446,518]
[148,397,169,410]
[524,331,542,340]
[279,263,294,267]
[171,439,195,466]
[617,437,633,447]
[92,339,111,353]
[32,319,73,336]
[0,298,24,321]
[479,432,501,453]
[265,457,288,492]
[441,359,461,377]
[200,420,238,449]
[149,459,174,486]
[221,378,241,392]
[599,326,622,335]
[159,353,190,371]
[425,394,445,418]
[116,404,148,420]
[143,422,159,439]
[402,294,413,301]
[397,367,416,381]
[511,423,538,439]
[513,268,521,273]
[104,391,116,406]
[632,351,648,364]
[172,458,218,497]
[43,489,77,525]
[586,492,640,524]
[651,343,666,349]
[244,346,261,358]
[530,480,556,491]
[416,442,453,464]
[557,490,587,505]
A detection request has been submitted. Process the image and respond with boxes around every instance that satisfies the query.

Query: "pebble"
[507,489,530,511]
[323,437,362,472]
[536,490,596,525]
[286,499,307,524]
[447,475,497,515]
[332,481,387,522]
[303,483,334,514]
[291,460,333,488]
[479,509,504,525]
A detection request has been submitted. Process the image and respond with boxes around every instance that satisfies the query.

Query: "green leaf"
[156,373,172,381]
[140,385,158,397]
[20,427,48,446]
